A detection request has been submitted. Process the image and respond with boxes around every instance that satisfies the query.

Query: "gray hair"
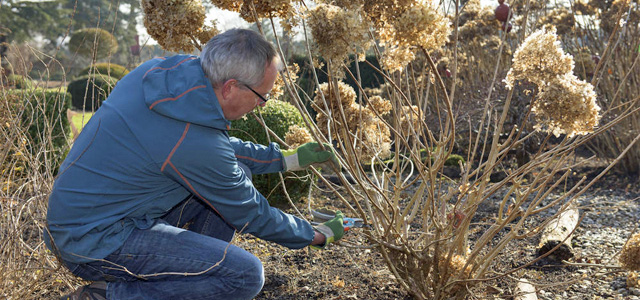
[200,28,282,88]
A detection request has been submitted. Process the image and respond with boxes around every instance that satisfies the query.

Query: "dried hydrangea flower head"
[210,0,298,32]
[318,0,365,10]
[372,0,451,72]
[307,3,370,74]
[194,23,221,45]
[285,125,313,149]
[573,0,597,15]
[505,27,574,88]
[533,73,600,137]
[600,0,638,35]
[313,81,357,111]
[574,51,597,78]
[313,81,392,161]
[209,0,243,12]
[620,233,640,271]
[271,63,300,100]
[142,0,207,53]
[399,105,422,136]
[538,8,576,35]
[367,95,393,116]
[506,27,600,137]
[458,1,500,41]
[239,0,294,23]
[381,46,416,72]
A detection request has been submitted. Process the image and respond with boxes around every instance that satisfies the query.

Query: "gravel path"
[504,184,640,300]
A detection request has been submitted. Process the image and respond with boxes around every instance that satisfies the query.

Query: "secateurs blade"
[310,209,370,230]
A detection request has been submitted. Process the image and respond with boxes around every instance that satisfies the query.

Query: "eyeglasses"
[242,83,270,104]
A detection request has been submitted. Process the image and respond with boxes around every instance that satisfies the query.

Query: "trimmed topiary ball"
[230,100,312,207]
[69,28,119,60]
[68,74,118,111]
[78,63,130,80]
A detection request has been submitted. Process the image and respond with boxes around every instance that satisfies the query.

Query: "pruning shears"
[311,209,370,231]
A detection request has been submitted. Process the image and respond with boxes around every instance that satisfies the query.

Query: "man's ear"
[221,79,236,99]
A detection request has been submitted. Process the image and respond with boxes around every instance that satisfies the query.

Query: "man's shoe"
[60,281,107,300]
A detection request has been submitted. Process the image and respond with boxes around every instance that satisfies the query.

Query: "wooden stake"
[515,279,537,300]
[537,204,579,261]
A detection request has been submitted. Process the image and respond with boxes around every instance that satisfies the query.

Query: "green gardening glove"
[311,211,345,250]
[282,142,337,171]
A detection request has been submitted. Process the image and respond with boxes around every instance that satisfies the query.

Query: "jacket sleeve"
[161,127,314,249]
[229,137,286,174]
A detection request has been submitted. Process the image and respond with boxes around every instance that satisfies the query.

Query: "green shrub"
[372,149,465,168]
[5,88,71,174]
[230,100,312,207]
[5,74,34,89]
[78,63,130,80]
[444,154,465,167]
[68,74,118,111]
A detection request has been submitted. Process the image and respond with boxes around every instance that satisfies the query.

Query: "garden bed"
[237,157,640,300]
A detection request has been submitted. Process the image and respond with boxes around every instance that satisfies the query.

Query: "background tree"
[61,0,141,67]
[0,0,70,76]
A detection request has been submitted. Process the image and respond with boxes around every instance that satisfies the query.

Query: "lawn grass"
[68,110,93,139]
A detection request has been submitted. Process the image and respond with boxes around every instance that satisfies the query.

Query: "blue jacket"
[45,55,315,264]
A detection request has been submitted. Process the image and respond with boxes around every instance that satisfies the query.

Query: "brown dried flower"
[399,105,421,136]
[573,51,596,78]
[533,73,600,137]
[437,254,472,278]
[142,0,206,53]
[538,8,576,35]
[374,0,451,72]
[574,0,597,15]
[307,4,370,71]
[313,81,392,161]
[239,0,294,22]
[628,271,640,288]
[285,125,313,149]
[505,27,574,88]
[319,0,365,10]
[381,46,416,72]
[271,63,300,100]
[621,233,640,271]
[194,23,220,45]
[600,0,639,34]
[367,95,392,116]
[209,0,243,12]
[313,81,356,111]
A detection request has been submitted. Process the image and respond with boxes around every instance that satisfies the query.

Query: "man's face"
[219,59,278,120]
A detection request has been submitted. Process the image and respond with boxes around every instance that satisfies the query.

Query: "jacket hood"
[142,55,230,130]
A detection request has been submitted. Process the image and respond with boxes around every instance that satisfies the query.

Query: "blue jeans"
[62,195,264,300]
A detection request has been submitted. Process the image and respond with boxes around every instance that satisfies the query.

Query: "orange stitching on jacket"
[235,154,281,164]
[161,123,190,172]
[166,160,235,230]
[149,85,206,109]
[143,56,196,78]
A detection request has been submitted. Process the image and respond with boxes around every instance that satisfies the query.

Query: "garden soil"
[237,155,640,300]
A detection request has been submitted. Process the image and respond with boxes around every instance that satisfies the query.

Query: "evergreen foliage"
[67,74,118,111]
[230,100,313,207]
[77,63,130,80]
[4,88,71,173]
[69,28,119,60]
